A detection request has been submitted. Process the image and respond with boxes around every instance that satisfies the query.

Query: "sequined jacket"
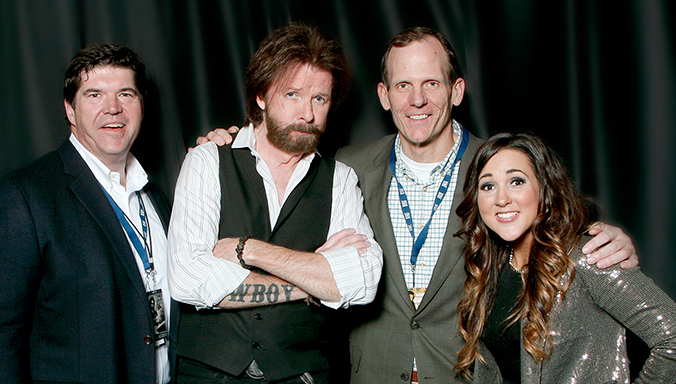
[473,237,676,384]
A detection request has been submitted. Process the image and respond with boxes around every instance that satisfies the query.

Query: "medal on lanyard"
[102,188,167,348]
[389,127,469,305]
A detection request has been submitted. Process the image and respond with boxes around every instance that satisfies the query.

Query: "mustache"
[283,123,323,135]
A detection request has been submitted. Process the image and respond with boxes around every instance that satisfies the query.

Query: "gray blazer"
[335,131,483,384]
[474,238,676,384]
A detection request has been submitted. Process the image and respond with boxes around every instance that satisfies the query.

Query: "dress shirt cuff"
[181,259,252,309]
[319,246,366,309]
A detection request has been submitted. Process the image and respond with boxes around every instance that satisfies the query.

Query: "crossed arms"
[167,142,383,310]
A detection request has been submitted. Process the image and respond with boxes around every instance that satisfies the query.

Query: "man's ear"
[64,99,76,128]
[256,95,266,111]
[377,82,391,111]
[451,78,466,106]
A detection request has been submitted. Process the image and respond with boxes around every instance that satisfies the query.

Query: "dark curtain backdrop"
[2,0,675,316]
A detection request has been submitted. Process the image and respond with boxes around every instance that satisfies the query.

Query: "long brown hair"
[454,133,594,378]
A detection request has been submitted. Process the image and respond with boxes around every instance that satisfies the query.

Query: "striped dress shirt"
[168,125,383,310]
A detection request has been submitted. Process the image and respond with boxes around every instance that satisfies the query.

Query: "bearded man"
[167,24,382,383]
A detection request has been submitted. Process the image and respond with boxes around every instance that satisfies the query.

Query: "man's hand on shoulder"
[583,222,638,269]
[189,126,240,152]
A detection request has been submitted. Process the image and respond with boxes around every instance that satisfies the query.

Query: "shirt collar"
[69,133,148,193]
[394,119,464,180]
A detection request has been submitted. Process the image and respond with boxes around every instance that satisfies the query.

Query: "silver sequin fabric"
[473,237,676,383]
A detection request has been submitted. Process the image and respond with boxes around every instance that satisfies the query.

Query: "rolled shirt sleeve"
[167,142,250,308]
[320,162,383,309]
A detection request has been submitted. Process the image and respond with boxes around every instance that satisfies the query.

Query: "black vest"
[178,143,335,381]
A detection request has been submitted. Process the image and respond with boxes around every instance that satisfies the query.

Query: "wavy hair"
[453,133,594,378]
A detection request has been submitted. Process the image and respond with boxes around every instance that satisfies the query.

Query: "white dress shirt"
[168,124,382,310]
[70,134,170,384]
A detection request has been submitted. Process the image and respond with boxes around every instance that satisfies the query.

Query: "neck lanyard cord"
[103,189,154,271]
[389,127,469,283]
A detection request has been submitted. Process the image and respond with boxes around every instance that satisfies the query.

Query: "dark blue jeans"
[176,357,330,384]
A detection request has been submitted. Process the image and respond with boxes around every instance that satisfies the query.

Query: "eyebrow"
[119,87,139,94]
[281,87,331,100]
[479,169,526,179]
[82,87,139,94]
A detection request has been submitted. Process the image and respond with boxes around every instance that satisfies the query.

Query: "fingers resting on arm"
[315,228,371,255]
[583,222,638,269]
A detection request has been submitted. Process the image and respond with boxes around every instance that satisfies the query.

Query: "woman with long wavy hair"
[453,133,676,383]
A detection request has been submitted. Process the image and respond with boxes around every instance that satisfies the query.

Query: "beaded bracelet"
[236,236,252,270]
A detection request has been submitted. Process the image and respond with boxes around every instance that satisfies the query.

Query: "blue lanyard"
[389,126,469,268]
[103,189,153,272]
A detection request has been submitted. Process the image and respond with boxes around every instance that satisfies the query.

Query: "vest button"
[252,342,261,349]
[143,335,153,345]
[400,372,410,381]
[411,320,420,330]
[254,313,263,320]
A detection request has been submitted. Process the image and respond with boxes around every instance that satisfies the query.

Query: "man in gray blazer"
[334,27,638,384]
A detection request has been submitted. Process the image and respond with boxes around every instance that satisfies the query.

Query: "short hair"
[63,42,147,107]
[381,26,463,87]
[244,23,350,126]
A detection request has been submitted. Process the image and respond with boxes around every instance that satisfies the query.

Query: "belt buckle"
[300,372,315,384]
[245,360,265,380]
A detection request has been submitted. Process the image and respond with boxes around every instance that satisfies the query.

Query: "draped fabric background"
[2,0,674,373]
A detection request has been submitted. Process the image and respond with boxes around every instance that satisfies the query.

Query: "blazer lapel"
[143,181,171,231]
[416,133,481,313]
[361,138,415,311]
[59,142,151,311]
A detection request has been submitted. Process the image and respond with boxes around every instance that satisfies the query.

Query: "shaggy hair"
[244,23,350,126]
